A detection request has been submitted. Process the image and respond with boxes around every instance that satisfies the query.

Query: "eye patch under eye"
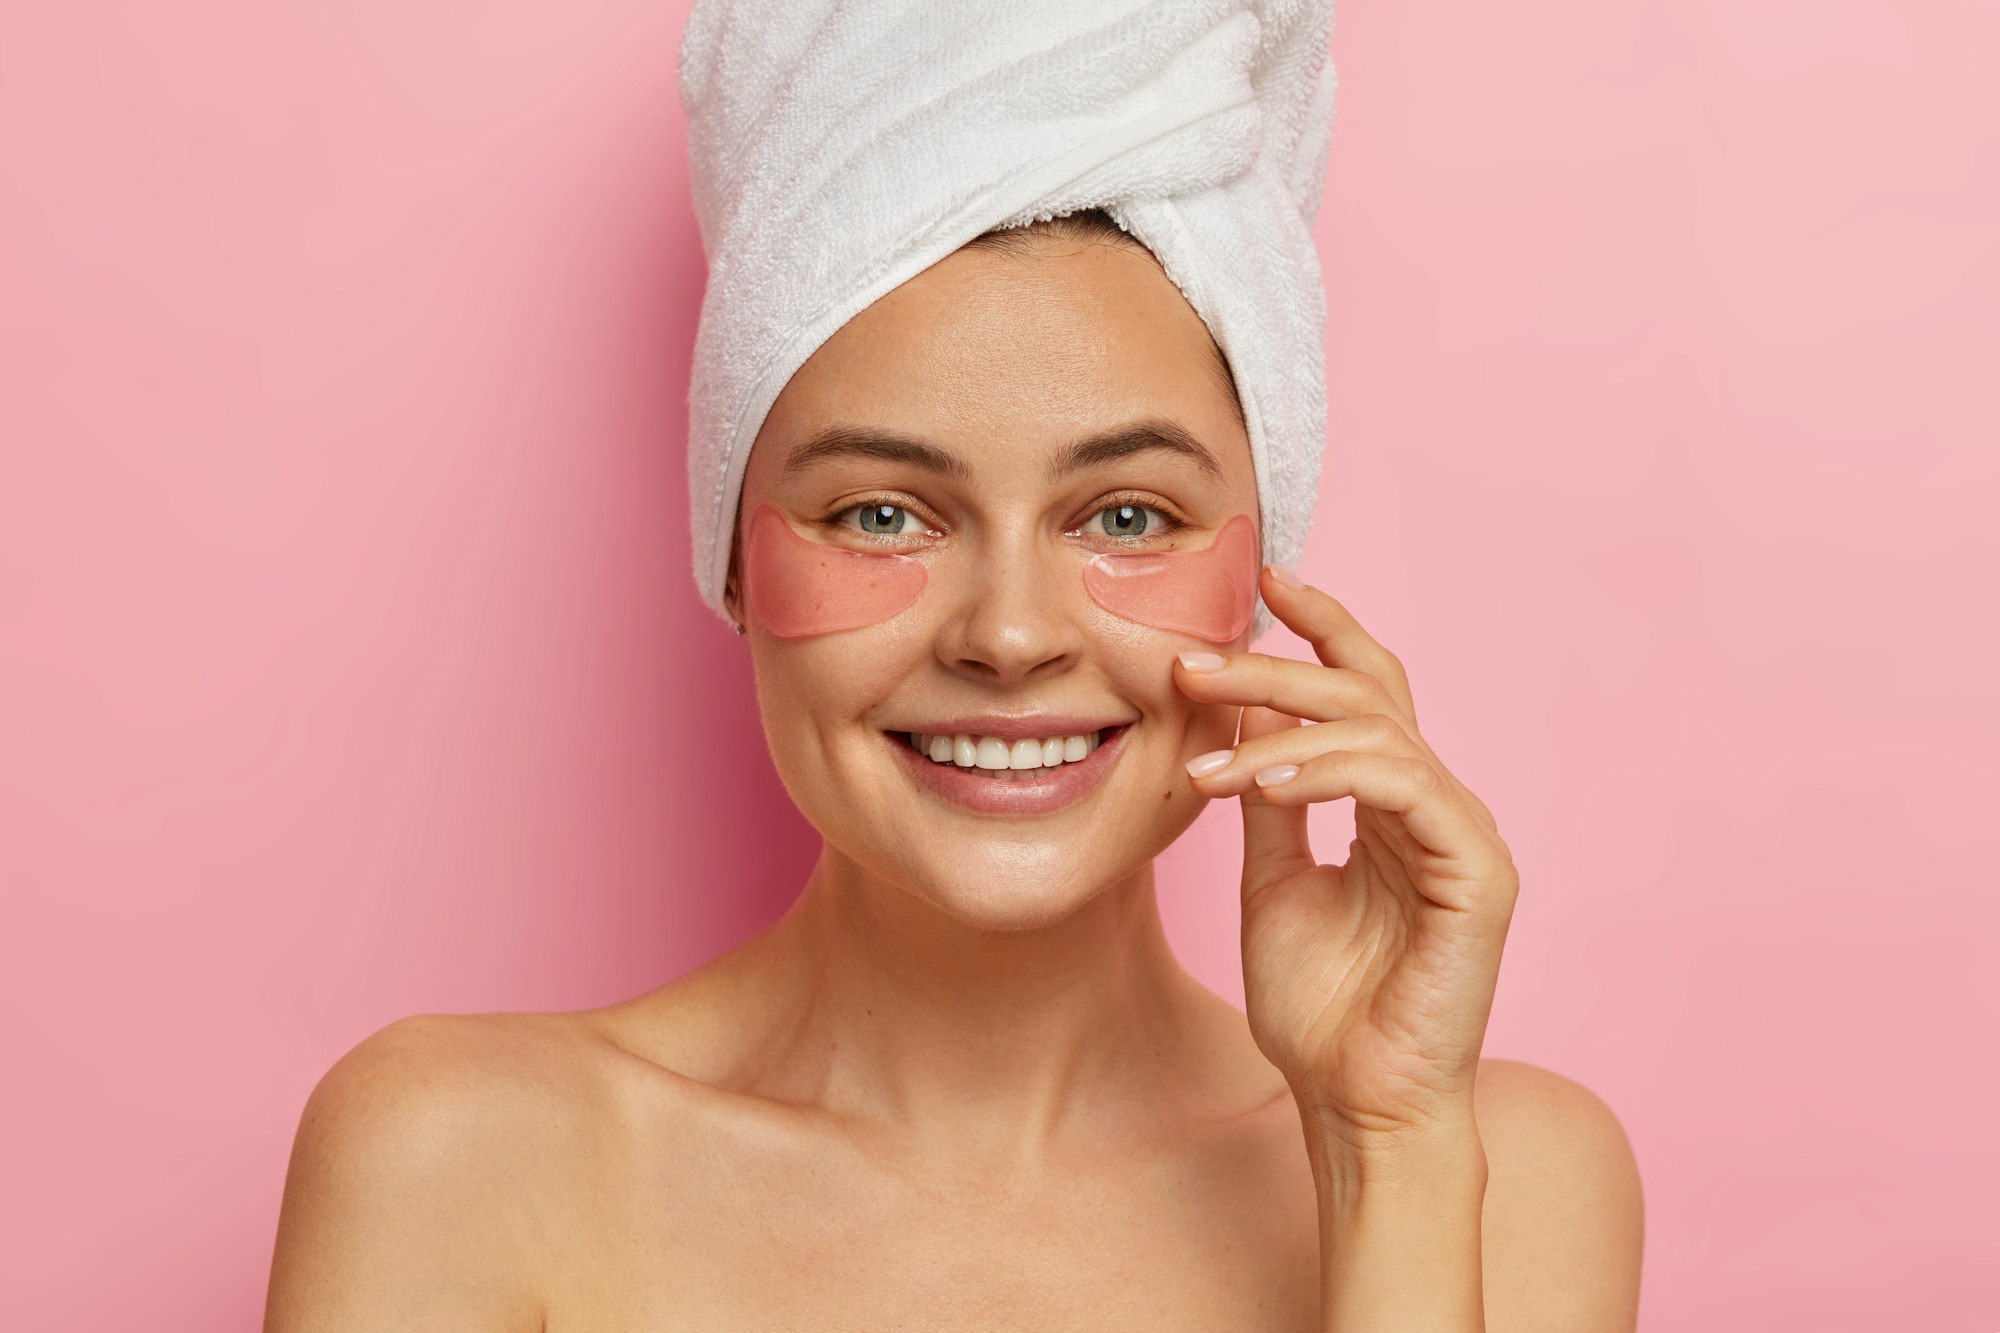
[742,503,928,637]
[1081,512,1259,643]
[741,504,1258,642]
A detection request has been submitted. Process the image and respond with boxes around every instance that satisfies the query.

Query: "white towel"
[677,0,1338,641]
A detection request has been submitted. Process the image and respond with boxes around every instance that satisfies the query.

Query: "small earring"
[732,620,747,637]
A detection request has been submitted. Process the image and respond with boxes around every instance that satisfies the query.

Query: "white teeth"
[905,729,1110,772]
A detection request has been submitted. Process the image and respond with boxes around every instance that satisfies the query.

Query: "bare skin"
[265,228,1643,1331]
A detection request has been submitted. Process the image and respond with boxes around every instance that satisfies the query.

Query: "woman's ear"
[723,543,746,629]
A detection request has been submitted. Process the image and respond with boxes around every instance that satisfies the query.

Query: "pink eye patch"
[742,503,928,637]
[1081,512,1259,643]
[741,504,1258,642]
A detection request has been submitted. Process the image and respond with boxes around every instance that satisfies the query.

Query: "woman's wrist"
[1298,1101,1488,1193]
[1298,1105,1489,1332]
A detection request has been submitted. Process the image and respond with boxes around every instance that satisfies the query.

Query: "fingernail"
[1267,564,1306,590]
[1178,651,1226,672]
[1254,764,1300,787]
[1186,749,1234,778]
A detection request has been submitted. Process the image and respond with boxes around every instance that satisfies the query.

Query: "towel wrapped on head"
[677,0,1339,641]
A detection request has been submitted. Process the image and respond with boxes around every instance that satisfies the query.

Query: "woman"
[267,4,1644,1327]
[264,207,1643,1329]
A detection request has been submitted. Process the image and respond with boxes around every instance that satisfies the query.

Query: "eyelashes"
[824,495,1190,544]
[1088,500,1182,540]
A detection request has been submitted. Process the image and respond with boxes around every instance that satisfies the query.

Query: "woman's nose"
[935,541,1087,683]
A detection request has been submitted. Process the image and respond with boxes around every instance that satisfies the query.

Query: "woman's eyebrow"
[781,418,1222,483]
[782,426,974,482]
[1046,419,1222,481]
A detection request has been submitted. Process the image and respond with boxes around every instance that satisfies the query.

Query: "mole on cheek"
[1081,513,1259,643]
[742,503,927,637]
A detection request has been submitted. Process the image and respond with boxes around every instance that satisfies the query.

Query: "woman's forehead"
[752,244,1249,487]
[788,248,1224,404]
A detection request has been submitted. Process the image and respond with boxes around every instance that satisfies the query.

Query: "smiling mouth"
[894,726,1123,780]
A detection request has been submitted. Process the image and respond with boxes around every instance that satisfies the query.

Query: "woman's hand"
[1174,566,1520,1152]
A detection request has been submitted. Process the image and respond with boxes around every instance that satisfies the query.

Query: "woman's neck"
[714,840,1267,1170]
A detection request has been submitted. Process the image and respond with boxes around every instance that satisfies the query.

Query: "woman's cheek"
[1081,513,1258,643]
[741,504,927,636]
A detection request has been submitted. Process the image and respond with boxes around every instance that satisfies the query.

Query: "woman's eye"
[844,503,909,535]
[1097,502,1169,538]
[837,502,1171,540]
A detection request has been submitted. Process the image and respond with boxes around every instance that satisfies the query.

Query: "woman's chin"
[899,855,1131,930]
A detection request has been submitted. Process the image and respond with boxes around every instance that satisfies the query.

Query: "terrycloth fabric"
[677,0,1339,641]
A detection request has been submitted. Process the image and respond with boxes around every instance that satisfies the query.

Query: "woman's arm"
[1175,571,1643,1328]
[263,1016,547,1332]
[1305,1114,1490,1331]
[1303,1062,1644,1332]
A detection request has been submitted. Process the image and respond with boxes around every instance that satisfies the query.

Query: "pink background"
[3,0,1995,1327]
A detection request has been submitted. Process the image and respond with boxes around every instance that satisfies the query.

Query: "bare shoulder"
[265,1011,611,1332]
[1473,1057,1646,1332]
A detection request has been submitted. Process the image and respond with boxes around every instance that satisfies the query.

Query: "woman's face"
[728,233,1261,927]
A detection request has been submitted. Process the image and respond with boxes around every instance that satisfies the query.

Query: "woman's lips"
[886,724,1130,817]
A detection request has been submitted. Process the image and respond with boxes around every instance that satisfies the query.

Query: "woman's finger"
[1234,705,1315,896]
[1258,568,1420,730]
[1252,750,1511,910]
[1175,650,1502,842]
[1174,651,1409,729]
[1185,713,1423,798]
[1189,710,1440,880]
